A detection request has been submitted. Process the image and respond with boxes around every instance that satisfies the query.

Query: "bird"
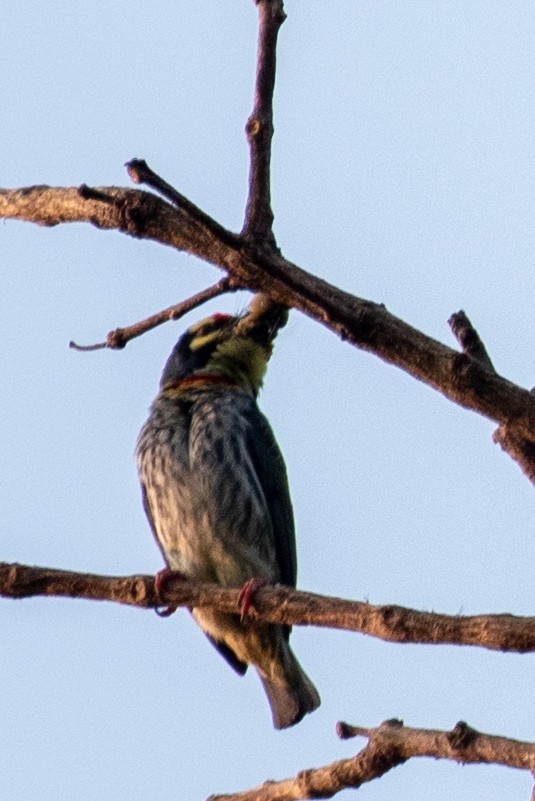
[136,301,320,728]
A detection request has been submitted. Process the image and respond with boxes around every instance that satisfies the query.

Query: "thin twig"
[207,719,535,801]
[68,340,107,352]
[241,0,286,247]
[69,278,235,351]
[125,159,241,249]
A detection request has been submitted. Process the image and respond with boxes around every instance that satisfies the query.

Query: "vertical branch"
[242,0,286,249]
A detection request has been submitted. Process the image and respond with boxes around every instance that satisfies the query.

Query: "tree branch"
[448,310,494,370]
[241,0,285,247]
[3,561,535,653]
[69,278,235,351]
[3,182,535,454]
[449,310,535,485]
[208,719,535,801]
[0,184,245,266]
[124,159,241,250]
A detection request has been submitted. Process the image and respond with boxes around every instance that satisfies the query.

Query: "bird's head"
[160,301,288,397]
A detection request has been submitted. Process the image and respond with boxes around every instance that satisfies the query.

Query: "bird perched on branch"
[136,296,320,729]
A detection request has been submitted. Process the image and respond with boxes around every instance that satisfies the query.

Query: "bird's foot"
[238,577,272,622]
[154,568,187,618]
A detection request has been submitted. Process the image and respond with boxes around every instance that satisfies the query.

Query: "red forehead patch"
[212,313,234,323]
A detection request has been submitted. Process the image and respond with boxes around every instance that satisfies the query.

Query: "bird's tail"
[257,642,320,729]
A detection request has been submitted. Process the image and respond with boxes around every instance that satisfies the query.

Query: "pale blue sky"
[2,3,535,799]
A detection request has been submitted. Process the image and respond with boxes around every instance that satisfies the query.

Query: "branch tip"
[337,721,364,740]
[77,184,114,204]
[69,340,107,352]
[448,309,494,370]
[125,158,148,185]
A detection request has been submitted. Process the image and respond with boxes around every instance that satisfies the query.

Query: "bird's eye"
[196,323,217,338]
[188,316,235,354]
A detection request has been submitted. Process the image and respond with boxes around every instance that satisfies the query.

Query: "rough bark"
[3,561,535,654]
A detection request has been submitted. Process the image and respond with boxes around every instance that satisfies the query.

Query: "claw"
[238,577,271,622]
[155,604,178,618]
[154,568,186,618]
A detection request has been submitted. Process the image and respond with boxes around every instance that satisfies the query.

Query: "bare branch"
[3,561,535,653]
[449,310,535,485]
[241,0,285,247]
[68,340,108,353]
[449,310,495,370]
[125,159,240,250]
[0,184,242,266]
[69,278,234,351]
[208,720,535,801]
[234,291,289,339]
[4,184,535,454]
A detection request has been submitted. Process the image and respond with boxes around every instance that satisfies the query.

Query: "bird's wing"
[139,481,170,567]
[244,405,297,589]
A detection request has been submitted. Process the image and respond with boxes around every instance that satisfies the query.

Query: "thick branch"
[241,0,285,247]
[3,562,535,653]
[208,720,535,801]
[0,185,243,266]
[3,183,535,448]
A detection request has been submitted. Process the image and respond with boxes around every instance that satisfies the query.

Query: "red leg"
[154,568,187,618]
[238,577,272,622]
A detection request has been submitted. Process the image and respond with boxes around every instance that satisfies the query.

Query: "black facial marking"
[159,316,236,387]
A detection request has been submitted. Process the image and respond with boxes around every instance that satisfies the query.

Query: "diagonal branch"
[125,159,240,249]
[69,278,235,351]
[3,561,535,653]
[0,184,243,265]
[208,719,535,801]
[3,182,535,453]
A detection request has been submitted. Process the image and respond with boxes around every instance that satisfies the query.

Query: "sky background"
[2,2,535,799]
